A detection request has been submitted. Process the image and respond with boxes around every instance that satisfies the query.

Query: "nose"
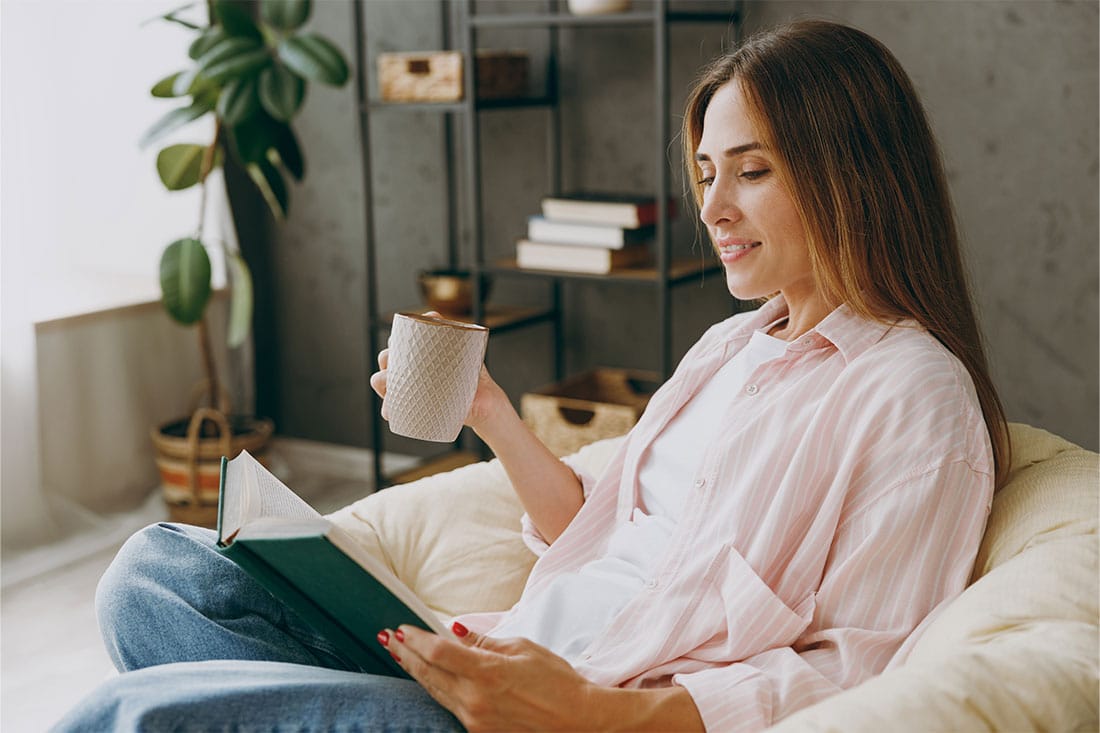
[698,178,742,231]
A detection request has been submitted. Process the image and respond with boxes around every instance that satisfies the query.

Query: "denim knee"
[95,523,216,670]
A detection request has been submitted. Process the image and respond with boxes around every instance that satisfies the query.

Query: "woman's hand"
[379,624,705,732]
[369,312,586,543]
[380,624,603,732]
[368,311,509,433]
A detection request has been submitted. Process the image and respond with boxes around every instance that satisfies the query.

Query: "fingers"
[378,628,463,714]
[450,620,476,645]
[392,625,487,674]
[370,348,389,402]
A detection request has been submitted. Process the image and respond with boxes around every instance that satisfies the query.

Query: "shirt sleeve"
[673,459,993,732]
[519,455,601,556]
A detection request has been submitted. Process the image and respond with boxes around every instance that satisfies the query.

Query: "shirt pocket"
[693,543,816,662]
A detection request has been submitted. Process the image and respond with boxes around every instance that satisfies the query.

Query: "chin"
[724,273,762,301]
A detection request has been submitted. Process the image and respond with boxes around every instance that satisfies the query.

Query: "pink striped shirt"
[459,297,994,731]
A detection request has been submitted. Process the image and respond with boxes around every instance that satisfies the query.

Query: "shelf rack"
[353,0,742,489]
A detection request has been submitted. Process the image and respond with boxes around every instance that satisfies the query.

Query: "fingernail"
[376,630,389,646]
[451,621,469,637]
[390,652,401,663]
[394,629,405,643]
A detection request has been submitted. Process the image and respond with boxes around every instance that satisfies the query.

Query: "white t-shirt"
[491,327,788,662]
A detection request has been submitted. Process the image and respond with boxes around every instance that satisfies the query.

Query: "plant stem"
[196,120,224,415]
[196,120,222,239]
[197,316,223,425]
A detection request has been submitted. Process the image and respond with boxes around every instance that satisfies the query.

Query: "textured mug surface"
[384,313,489,442]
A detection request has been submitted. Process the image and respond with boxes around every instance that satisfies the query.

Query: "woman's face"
[695,81,819,306]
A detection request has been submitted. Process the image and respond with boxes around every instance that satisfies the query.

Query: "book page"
[242,450,320,521]
[222,451,320,544]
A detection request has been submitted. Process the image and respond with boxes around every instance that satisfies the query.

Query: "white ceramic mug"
[383,312,489,442]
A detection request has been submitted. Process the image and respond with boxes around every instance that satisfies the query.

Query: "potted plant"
[143,0,349,526]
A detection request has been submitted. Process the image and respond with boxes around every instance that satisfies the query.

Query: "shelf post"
[351,0,386,490]
[654,0,673,379]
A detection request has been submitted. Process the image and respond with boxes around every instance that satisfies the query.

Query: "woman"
[56,19,1008,732]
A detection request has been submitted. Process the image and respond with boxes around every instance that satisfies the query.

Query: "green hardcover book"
[215,451,453,678]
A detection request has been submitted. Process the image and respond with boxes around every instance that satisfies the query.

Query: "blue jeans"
[52,523,464,732]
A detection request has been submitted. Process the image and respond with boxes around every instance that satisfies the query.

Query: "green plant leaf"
[261,0,312,31]
[204,47,271,84]
[160,237,212,325]
[247,159,288,221]
[140,101,210,148]
[197,36,261,73]
[169,67,221,99]
[258,64,305,121]
[229,114,278,164]
[189,26,226,60]
[144,2,203,30]
[270,122,304,180]
[151,71,186,98]
[156,143,206,190]
[225,250,253,348]
[214,0,262,41]
[277,34,348,87]
[217,76,261,126]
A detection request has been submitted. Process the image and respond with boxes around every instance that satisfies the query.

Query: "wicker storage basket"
[378,50,528,102]
[521,368,659,457]
[151,407,274,528]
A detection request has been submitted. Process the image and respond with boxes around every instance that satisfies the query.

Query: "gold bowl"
[417,269,490,316]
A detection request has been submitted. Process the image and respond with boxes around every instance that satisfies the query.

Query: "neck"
[770,291,834,341]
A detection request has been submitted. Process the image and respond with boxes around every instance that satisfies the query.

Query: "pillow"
[972,423,1098,578]
[326,436,624,621]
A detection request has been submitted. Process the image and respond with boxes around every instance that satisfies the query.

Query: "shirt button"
[745,384,759,395]
[693,477,706,488]
[644,578,658,589]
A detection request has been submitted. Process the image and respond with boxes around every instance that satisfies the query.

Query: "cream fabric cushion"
[326,437,622,620]
[329,424,1098,732]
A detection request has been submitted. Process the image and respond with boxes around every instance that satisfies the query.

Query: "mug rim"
[395,311,489,332]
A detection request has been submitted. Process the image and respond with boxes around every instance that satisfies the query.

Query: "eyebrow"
[694,142,762,162]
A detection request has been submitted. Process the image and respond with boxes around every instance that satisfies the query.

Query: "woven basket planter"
[151,406,273,528]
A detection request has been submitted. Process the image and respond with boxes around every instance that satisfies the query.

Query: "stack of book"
[515,192,674,275]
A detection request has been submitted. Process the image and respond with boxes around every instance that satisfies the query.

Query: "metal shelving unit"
[354,0,742,490]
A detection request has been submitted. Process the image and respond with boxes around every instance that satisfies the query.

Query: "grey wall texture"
[262,0,1098,453]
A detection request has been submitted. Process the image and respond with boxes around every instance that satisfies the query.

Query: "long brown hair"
[683,20,1010,488]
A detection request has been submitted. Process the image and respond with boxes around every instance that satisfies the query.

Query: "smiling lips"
[716,239,761,262]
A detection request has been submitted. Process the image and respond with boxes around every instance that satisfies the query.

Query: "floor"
[0,440,425,731]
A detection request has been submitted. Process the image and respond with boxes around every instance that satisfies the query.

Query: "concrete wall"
[262,0,1098,452]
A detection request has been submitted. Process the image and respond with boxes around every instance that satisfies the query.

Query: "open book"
[216,450,453,678]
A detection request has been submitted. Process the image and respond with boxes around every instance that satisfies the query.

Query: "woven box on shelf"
[521,368,660,457]
[378,50,528,102]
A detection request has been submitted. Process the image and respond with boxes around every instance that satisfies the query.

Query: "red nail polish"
[377,630,389,646]
[394,629,405,643]
[452,621,469,637]
[390,652,401,663]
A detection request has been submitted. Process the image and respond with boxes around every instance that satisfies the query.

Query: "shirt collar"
[813,303,897,363]
[730,296,896,363]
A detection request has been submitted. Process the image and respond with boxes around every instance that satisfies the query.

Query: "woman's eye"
[697,175,714,187]
[739,168,770,180]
